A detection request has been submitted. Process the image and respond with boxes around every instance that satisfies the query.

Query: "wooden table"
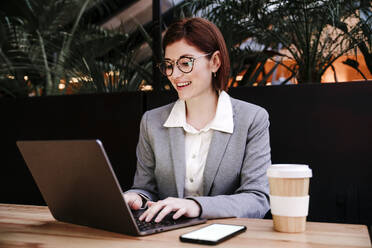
[0,204,370,248]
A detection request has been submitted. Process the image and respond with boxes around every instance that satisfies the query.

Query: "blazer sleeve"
[190,107,271,219]
[125,111,159,201]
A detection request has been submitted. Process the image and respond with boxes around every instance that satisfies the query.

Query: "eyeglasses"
[157,53,212,77]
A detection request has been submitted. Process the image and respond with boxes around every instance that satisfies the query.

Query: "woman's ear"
[210,51,221,73]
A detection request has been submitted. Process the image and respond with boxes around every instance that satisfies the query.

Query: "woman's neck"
[185,90,219,131]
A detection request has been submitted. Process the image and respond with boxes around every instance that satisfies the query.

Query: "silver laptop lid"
[16,139,139,235]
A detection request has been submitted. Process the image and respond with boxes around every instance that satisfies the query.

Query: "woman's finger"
[124,193,142,210]
[140,201,165,222]
[154,205,173,222]
[130,196,142,210]
[172,207,187,219]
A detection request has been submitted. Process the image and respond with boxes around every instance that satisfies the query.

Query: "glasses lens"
[159,61,173,76]
[178,57,193,73]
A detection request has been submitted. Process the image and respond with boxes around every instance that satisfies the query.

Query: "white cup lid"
[267,164,312,178]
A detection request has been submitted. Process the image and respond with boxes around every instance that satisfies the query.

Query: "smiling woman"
[162,39,218,104]
[162,17,230,92]
[123,17,272,223]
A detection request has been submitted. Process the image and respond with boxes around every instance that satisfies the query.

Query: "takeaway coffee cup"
[267,164,312,233]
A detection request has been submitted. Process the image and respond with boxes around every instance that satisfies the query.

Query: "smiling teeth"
[177,81,191,87]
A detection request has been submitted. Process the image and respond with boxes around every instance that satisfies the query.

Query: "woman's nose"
[170,65,183,79]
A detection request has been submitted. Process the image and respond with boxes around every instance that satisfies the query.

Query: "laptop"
[16,139,206,236]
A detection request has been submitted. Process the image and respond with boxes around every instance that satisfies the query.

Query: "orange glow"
[321,55,372,83]
[231,53,371,86]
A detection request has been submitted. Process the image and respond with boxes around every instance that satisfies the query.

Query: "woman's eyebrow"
[164,54,195,60]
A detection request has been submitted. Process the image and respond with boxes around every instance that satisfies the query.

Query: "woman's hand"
[123,192,143,210]
[139,197,200,223]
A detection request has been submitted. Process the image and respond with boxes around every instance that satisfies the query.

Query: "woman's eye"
[181,61,192,67]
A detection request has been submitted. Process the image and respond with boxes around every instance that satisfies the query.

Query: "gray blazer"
[129,96,271,219]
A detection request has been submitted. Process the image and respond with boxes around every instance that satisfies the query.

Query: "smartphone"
[179,223,246,245]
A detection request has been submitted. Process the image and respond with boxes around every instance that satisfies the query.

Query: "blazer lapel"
[203,131,232,195]
[168,127,186,198]
[203,99,236,196]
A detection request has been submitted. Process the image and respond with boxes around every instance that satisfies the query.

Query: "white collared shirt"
[163,91,234,197]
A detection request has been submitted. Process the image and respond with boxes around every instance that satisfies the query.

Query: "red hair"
[162,17,230,91]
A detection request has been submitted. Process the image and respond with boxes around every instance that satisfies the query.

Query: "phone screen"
[180,224,246,244]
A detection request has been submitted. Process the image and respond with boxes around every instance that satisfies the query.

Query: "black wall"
[1,83,371,226]
[229,84,372,225]
[0,92,143,205]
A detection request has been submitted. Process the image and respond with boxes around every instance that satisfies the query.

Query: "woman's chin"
[176,90,191,101]
[177,94,188,101]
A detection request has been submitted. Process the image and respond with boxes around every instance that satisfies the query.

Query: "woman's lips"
[176,81,191,88]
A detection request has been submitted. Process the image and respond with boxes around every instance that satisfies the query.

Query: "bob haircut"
[162,17,230,92]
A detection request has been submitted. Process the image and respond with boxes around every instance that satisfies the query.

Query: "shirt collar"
[163,91,234,134]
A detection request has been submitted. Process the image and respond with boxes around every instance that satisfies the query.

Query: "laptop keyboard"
[132,209,187,231]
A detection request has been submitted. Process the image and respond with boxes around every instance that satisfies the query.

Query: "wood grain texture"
[269,178,310,196]
[269,177,310,232]
[273,215,307,233]
[0,204,370,248]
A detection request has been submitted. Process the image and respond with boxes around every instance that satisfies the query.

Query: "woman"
[124,17,271,223]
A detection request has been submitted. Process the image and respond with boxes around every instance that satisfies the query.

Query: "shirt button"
[189,178,194,183]
[192,154,196,159]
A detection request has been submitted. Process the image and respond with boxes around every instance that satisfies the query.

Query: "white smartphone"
[179,223,246,245]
